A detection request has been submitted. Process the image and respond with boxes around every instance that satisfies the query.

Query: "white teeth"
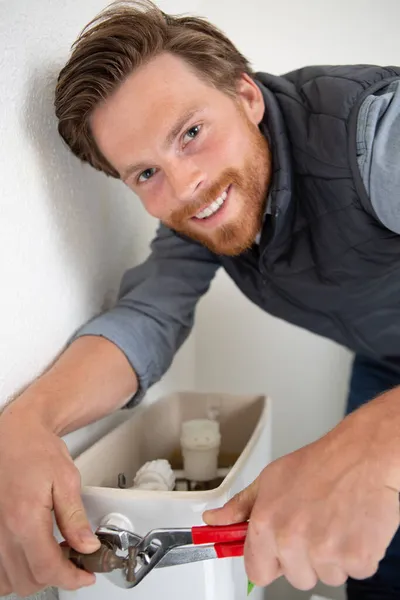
[195,189,228,220]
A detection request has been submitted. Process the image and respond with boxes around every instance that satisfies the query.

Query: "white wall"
[0,0,198,461]
[0,1,398,600]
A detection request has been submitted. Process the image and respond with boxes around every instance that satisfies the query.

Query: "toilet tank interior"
[75,392,266,489]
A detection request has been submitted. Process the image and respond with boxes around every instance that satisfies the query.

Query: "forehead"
[90,53,229,170]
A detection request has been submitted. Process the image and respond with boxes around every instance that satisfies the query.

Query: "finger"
[346,560,379,582]
[0,558,12,597]
[342,488,397,581]
[1,536,38,597]
[53,468,100,553]
[342,543,380,582]
[21,510,96,591]
[313,563,348,587]
[203,478,259,525]
[277,540,317,591]
[308,534,348,587]
[244,520,282,587]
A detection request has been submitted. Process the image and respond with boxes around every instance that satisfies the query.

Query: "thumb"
[53,476,100,553]
[203,478,259,525]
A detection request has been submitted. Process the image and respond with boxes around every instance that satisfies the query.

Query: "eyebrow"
[164,108,199,148]
[121,108,200,182]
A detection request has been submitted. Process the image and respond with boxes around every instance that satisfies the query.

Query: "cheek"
[209,124,246,167]
[137,182,169,219]
[140,195,161,218]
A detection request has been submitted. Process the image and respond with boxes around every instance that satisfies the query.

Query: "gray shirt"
[358,80,400,231]
[74,79,400,406]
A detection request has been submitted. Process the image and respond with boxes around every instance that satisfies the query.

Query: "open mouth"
[192,185,230,222]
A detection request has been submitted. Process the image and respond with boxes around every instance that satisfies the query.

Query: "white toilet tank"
[58,391,271,600]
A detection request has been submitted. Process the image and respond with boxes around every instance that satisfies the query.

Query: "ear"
[235,73,265,125]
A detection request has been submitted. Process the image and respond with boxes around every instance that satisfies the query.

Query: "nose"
[166,158,206,204]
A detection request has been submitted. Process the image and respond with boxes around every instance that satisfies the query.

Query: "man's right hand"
[0,400,100,596]
[0,336,138,596]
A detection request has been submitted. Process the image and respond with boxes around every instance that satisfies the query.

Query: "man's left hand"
[203,392,400,590]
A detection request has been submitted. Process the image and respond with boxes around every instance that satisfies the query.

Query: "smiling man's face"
[90,52,271,255]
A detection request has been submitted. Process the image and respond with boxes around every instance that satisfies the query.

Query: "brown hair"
[54,0,253,178]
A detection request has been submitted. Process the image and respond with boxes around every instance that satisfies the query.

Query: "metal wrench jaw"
[93,526,195,589]
[95,525,143,552]
[93,525,192,589]
[129,529,193,586]
[95,525,142,589]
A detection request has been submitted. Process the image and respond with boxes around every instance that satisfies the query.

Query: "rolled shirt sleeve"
[72,224,220,406]
[357,78,400,233]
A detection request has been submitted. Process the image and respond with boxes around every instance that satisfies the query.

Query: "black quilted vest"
[219,65,400,368]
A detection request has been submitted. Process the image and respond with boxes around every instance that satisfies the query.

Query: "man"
[0,1,399,598]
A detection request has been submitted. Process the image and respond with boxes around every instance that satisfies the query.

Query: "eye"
[137,167,156,184]
[182,124,201,146]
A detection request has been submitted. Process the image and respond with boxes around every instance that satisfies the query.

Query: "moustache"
[169,169,241,223]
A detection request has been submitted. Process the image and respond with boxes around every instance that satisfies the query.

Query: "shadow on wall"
[21,63,143,317]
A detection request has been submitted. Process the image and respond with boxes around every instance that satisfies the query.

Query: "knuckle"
[288,512,307,535]
[322,573,347,587]
[317,567,347,587]
[360,547,378,567]
[275,514,306,550]
[251,576,267,588]
[245,557,264,586]
[251,510,273,532]
[246,567,267,588]
[57,438,71,457]
[230,492,241,507]
[310,538,338,564]
[65,506,85,526]
[250,569,277,588]
[344,546,376,575]
[246,554,280,588]
[361,561,379,579]
[61,466,81,492]
[277,538,294,561]
[284,567,317,591]
[276,527,300,556]
[295,574,317,591]
[230,493,245,518]
[346,558,379,580]
[250,504,277,535]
